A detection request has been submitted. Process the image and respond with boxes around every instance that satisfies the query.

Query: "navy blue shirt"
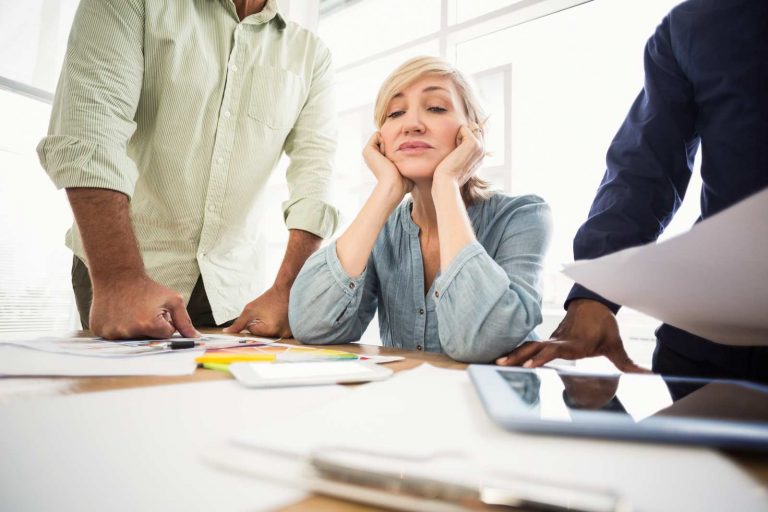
[567,0,768,360]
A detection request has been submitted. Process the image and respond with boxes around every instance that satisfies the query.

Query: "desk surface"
[3,331,767,511]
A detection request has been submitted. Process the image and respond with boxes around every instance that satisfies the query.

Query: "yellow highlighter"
[198,353,278,364]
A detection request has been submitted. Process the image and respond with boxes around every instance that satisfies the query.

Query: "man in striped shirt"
[38,0,339,339]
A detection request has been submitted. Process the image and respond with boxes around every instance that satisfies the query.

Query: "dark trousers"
[71,256,229,329]
[653,339,768,384]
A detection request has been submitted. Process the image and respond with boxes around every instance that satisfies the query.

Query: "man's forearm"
[272,229,322,291]
[66,188,145,284]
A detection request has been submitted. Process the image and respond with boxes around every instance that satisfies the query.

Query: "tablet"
[468,365,768,450]
[230,361,393,388]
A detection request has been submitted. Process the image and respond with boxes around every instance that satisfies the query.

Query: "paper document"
[563,187,768,346]
[0,380,352,511]
[0,334,269,357]
[0,345,202,376]
[216,364,768,512]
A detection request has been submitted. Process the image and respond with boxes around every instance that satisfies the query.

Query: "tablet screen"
[498,369,768,424]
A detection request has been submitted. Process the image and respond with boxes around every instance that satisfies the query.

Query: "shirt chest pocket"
[248,66,305,130]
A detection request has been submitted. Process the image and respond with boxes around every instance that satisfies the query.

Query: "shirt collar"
[401,199,421,235]
[400,195,485,235]
[222,0,287,29]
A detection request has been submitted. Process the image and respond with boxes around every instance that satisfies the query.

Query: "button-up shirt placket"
[410,231,427,352]
[198,24,246,274]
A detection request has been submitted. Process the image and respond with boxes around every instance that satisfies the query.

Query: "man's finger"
[607,347,650,373]
[167,301,201,338]
[223,312,249,334]
[245,319,274,338]
[496,341,545,366]
[142,317,177,340]
[526,344,562,368]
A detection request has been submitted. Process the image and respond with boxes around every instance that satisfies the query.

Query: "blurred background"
[0,0,700,367]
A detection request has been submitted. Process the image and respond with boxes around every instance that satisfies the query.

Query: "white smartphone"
[229,361,393,388]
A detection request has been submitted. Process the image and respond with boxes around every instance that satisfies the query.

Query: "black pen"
[168,340,202,350]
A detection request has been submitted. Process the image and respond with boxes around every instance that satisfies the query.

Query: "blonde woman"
[288,56,552,363]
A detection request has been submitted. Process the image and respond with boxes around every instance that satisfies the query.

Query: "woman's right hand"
[363,132,413,198]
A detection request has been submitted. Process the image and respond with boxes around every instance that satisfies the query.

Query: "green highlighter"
[202,362,231,373]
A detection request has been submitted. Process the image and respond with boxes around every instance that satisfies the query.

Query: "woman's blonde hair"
[373,56,492,205]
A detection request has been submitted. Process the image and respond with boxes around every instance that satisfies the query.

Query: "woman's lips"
[398,141,433,153]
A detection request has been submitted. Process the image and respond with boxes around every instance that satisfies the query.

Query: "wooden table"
[3,331,767,511]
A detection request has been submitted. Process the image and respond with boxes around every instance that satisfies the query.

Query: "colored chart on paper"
[196,343,359,365]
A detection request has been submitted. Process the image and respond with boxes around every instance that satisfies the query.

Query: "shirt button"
[434,291,440,298]
[416,345,423,351]
[348,282,355,289]
[418,308,424,315]
[199,252,206,259]
[224,111,231,118]
[207,204,215,213]
[230,65,238,72]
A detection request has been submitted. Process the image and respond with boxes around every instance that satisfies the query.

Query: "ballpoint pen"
[110,339,203,350]
[166,340,201,350]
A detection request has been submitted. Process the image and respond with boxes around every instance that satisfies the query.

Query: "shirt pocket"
[248,66,305,130]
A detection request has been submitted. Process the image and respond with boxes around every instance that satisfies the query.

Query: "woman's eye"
[428,106,447,113]
[386,110,405,119]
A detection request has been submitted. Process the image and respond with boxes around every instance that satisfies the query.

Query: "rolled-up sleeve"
[36,0,144,197]
[281,40,340,239]
[434,200,553,363]
[288,242,379,344]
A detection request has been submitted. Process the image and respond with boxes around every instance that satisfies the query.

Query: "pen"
[168,340,201,350]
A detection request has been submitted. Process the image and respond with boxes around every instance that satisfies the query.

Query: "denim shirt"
[288,192,552,363]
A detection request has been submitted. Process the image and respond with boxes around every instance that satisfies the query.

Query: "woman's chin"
[397,165,437,182]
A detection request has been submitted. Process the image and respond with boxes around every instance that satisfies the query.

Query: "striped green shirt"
[37,0,339,323]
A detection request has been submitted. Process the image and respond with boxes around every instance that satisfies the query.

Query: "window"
[0,1,80,332]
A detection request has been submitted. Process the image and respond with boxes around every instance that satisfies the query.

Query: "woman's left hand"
[433,123,484,186]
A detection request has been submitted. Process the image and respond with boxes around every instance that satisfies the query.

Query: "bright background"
[0,0,700,367]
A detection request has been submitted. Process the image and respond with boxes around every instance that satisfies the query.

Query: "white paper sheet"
[0,345,202,376]
[0,379,352,512]
[563,187,768,346]
[0,333,266,357]
[223,364,768,512]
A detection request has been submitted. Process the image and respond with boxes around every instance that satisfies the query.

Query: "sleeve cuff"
[433,241,486,299]
[323,241,367,297]
[283,197,340,239]
[37,135,137,198]
[565,283,621,314]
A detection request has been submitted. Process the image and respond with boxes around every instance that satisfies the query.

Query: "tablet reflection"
[499,371,541,406]
[561,375,626,413]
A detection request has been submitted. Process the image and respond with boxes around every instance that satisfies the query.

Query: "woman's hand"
[363,132,413,198]
[433,123,484,187]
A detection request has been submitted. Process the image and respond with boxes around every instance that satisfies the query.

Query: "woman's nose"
[403,112,425,135]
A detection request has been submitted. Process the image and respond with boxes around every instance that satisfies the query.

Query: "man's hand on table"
[90,274,201,340]
[223,285,292,338]
[495,299,649,373]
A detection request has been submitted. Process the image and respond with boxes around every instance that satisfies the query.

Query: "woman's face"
[379,75,468,181]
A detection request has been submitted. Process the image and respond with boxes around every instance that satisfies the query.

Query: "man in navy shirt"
[497,0,768,382]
